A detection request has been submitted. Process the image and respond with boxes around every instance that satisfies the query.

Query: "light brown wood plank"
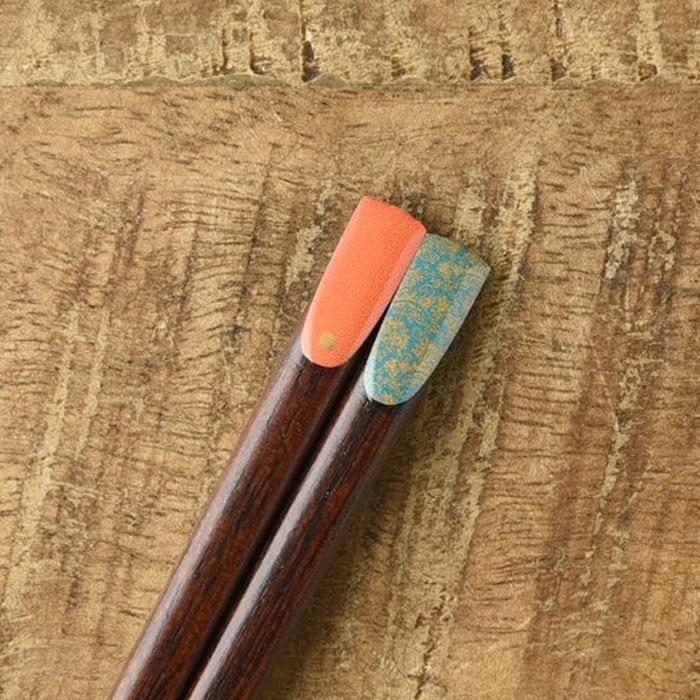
[2,1,700,86]
[1,85,699,700]
[0,0,302,86]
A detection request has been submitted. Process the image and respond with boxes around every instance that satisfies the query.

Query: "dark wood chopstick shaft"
[110,334,357,700]
[187,379,414,700]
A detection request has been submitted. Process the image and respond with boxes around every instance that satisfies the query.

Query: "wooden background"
[1,3,700,700]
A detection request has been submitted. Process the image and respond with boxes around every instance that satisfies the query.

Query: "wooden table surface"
[1,3,700,700]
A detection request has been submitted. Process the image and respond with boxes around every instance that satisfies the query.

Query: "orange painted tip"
[301,197,426,368]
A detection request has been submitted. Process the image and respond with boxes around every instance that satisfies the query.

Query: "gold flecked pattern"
[364,235,489,405]
[319,331,338,350]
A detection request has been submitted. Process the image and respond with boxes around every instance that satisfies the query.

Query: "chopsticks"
[109,198,426,700]
[186,235,490,700]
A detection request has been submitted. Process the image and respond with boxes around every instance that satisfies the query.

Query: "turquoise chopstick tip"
[364,234,489,406]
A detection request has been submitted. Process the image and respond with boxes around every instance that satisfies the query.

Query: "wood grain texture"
[1,0,700,86]
[0,85,699,700]
[110,337,357,700]
[190,381,413,700]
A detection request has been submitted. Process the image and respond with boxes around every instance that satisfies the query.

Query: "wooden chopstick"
[109,198,426,700]
[185,235,490,700]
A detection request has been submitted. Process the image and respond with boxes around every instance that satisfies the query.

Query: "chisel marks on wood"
[519,160,687,697]
[2,0,700,86]
[74,306,110,456]
[604,177,641,281]
[549,0,569,80]
[0,304,79,699]
[407,168,540,700]
[636,0,663,79]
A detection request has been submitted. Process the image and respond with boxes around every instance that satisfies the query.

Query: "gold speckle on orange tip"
[319,331,337,350]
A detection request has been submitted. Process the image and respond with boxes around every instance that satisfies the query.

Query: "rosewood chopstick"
[109,198,426,700]
[186,235,490,700]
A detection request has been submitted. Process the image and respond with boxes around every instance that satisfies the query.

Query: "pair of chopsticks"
[110,197,490,700]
